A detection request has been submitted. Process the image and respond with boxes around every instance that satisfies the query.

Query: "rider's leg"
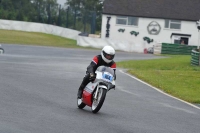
[77,74,90,98]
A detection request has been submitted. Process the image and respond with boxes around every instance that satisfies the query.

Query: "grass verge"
[0,29,83,48]
[117,55,200,104]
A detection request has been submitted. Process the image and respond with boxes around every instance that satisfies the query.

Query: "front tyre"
[91,88,107,113]
[77,98,86,109]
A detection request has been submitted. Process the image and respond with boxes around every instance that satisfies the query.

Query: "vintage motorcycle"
[77,66,115,113]
[0,44,4,54]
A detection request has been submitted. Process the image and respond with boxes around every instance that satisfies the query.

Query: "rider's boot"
[77,84,85,99]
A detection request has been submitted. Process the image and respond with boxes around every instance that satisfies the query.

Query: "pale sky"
[57,0,66,5]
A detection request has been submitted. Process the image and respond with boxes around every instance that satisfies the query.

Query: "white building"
[101,0,200,48]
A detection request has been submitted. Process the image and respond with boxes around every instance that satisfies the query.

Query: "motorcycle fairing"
[82,82,98,106]
[84,82,98,94]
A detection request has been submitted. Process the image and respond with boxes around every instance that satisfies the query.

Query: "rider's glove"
[89,73,96,81]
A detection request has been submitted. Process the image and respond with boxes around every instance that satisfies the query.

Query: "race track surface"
[0,44,199,133]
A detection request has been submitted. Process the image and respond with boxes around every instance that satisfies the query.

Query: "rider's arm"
[111,62,116,80]
[87,56,98,74]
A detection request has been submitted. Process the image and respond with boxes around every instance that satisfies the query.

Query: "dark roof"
[103,0,200,21]
[171,33,191,38]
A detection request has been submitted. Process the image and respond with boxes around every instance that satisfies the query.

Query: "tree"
[0,0,103,32]
[66,0,103,32]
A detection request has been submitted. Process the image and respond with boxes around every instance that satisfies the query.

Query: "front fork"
[94,84,108,101]
[94,84,99,100]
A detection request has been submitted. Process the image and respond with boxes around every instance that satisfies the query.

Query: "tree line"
[0,0,103,34]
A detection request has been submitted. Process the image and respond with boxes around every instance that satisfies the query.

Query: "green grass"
[117,55,200,104]
[0,29,82,48]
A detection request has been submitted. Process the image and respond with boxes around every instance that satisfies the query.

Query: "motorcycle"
[77,66,116,113]
[0,44,4,54]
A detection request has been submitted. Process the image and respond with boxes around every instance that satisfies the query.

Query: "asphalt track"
[0,44,200,133]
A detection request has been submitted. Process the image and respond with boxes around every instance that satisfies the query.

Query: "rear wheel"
[91,88,107,113]
[77,98,86,109]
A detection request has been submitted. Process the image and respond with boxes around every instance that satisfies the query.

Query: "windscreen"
[96,66,114,76]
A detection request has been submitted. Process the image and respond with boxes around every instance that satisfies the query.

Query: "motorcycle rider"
[77,45,116,98]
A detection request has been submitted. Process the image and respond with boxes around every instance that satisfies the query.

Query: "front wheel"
[91,88,107,113]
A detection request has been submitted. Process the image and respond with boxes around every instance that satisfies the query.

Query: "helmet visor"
[103,51,115,60]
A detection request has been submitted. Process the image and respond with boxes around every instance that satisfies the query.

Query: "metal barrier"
[161,43,197,55]
[191,50,199,66]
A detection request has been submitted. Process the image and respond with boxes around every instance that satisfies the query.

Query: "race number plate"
[102,72,113,82]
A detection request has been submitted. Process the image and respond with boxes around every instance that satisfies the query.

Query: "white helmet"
[101,46,115,63]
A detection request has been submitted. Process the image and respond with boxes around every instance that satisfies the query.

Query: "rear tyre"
[77,98,86,109]
[91,88,107,113]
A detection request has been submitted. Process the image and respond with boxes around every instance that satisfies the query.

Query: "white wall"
[0,19,144,52]
[1,18,197,53]
[77,36,144,52]
[101,15,200,47]
[0,19,81,40]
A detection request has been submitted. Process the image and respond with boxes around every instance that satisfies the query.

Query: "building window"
[171,33,191,45]
[116,16,138,26]
[165,20,181,29]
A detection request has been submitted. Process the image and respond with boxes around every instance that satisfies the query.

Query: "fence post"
[66,7,69,28]
[90,11,96,34]
[196,19,200,65]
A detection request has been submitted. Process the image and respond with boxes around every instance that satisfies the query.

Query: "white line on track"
[119,69,200,110]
